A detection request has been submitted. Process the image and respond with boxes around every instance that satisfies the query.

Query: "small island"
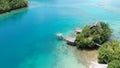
[57,21,120,68]
[0,0,28,14]
[75,22,120,68]
[75,22,111,49]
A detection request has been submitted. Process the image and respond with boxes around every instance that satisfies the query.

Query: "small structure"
[90,21,101,29]
[89,62,108,68]
[56,33,64,40]
[75,28,82,34]
[65,37,76,45]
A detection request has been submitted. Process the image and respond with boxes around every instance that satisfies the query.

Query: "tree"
[10,0,28,10]
[98,41,120,64]
[108,60,120,68]
[76,26,95,48]
[0,0,10,13]
[0,0,28,14]
[75,22,111,48]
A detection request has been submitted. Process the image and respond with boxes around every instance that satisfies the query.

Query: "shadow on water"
[0,8,28,25]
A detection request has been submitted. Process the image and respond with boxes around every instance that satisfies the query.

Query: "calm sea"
[0,0,120,68]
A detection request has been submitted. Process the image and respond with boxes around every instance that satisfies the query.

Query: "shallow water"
[0,0,120,68]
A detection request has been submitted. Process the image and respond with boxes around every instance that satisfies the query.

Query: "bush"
[10,0,28,10]
[0,0,10,13]
[76,36,95,48]
[108,60,120,68]
[98,41,120,64]
[76,26,95,48]
[98,41,114,63]
[0,0,28,14]
[75,22,111,48]
[100,22,112,43]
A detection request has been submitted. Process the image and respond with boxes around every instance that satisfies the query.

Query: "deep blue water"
[0,0,120,68]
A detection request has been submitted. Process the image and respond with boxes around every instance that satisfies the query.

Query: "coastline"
[0,7,28,15]
[67,46,98,68]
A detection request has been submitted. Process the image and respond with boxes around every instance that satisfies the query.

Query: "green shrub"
[108,60,120,68]
[98,41,120,64]
[76,35,94,48]
[100,22,112,43]
[98,41,114,63]
[10,0,28,10]
[82,25,91,38]
[76,26,95,48]
[0,0,10,13]
[75,22,111,48]
[0,0,28,14]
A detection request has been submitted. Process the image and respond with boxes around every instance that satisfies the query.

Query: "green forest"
[75,22,111,48]
[0,0,28,14]
[75,22,120,67]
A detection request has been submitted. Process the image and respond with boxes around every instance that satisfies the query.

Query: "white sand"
[54,45,86,68]
[67,46,99,68]
[89,62,108,68]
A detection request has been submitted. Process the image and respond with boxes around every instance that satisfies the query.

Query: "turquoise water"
[0,0,120,68]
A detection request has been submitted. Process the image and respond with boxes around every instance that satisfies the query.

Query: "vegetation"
[98,41,120,64]
[108,60,120,68]
[75,22,111,48]
[0,0,28,14]
[74,21,120,68]
[75,25,95,48]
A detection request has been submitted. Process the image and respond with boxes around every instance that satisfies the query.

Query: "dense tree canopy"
[0,0,28,14]
[98,41,120,64]
[75,22,120,68]
[108,60,120,68]
[75,22,111,48]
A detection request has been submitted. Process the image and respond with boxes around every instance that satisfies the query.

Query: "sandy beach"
[67,46,98,68]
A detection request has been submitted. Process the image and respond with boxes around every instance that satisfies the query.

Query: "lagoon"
[0,0,120,68]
